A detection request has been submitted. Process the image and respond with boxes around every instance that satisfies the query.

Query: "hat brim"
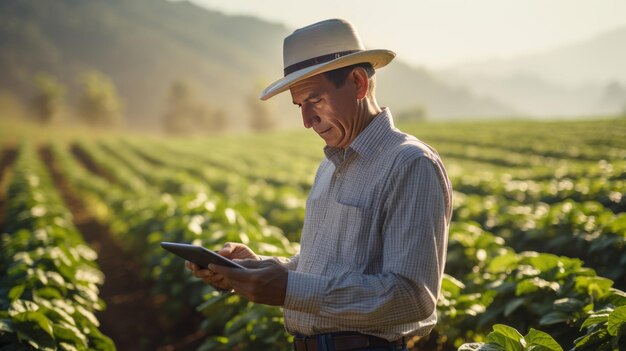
[259,49,395,101]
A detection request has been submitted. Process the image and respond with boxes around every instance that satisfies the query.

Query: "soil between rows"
[39,146,208,351]
[0,147,18,230]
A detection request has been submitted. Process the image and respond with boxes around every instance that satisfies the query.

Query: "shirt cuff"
[284,270,329,314]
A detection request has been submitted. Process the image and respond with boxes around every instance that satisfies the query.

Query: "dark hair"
[323,62,375,88]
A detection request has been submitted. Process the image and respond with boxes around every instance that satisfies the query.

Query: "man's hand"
[215,242,260,261]
[209,259,288,306]
[185,242,259,291]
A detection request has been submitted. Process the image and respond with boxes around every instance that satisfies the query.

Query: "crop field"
[1,117,626,351]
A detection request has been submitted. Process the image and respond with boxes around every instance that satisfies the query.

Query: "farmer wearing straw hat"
[187,18,452,351]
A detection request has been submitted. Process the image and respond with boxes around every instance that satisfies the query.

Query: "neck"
[343,97,381,149]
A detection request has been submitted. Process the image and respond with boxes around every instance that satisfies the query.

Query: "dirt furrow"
[0,147,18,230]
[70,143,116,183]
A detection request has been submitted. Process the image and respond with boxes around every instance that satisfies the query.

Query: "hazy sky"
[188,0,626,68]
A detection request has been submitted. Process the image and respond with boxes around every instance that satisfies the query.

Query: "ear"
[351,67,369,100]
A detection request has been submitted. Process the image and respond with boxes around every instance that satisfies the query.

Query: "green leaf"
[85,326,117,351]
[459,344,504,351]
[575,276,614,299]
[539,311,570,325]
[527,254,560,272]
[553,298,585,313]
[607,305,626,337]
[458,343,484,351]
[8,300,39,316]
[574,328,610,349]
[75,267,104,285]
[441,274,465,296]
[34,268,49,285]
[580,312,610,330]
[493,324,524,340]
[606,289,626,307]
[516,278,559,295]
[486,324,525,351]
[525,328,563,351]
[45,307,75,327]
[58,342,80,351]
[0,319,14,333]
[45,271,66,287]
[504,297,526,316]
[12,311,56,351]
[74,305,99,327]
[13,252,34,266]
[12,311,54,336]
[53,321,88,348]
[488,253,519,273]
[8,286,25,301]
[33,287,64,300]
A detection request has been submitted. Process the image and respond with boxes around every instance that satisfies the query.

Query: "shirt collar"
[324,107,396,166]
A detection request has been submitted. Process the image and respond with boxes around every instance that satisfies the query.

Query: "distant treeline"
[23,70,275,134]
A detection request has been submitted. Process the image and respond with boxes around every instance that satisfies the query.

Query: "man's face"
[290,73,358,148]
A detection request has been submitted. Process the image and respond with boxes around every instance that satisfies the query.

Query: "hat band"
[283,50,360,76]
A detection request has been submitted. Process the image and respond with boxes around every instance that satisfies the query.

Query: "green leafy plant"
[459,324,563,351]
[0,142,114,350]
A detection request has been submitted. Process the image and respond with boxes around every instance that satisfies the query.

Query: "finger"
[218,242,235,256]
[202,274,222,285]
[209,264,247,280]
[192,267,207,279]
[199,271,227,287]
[196,268,217,279]
[212,275,225,286]
[212,277,232,291]
[186,261,200,272]
[195,269,210,278]
[193,269,206,279]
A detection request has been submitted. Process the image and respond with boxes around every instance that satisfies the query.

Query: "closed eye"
[293,94,321,108]
[293,100,321,109]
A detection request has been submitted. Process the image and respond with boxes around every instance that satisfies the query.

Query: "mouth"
[317,127,331,135]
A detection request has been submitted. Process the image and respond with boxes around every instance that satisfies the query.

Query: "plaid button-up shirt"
[281,108,452,341]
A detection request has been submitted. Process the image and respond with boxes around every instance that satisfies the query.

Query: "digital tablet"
[160,242,247,269]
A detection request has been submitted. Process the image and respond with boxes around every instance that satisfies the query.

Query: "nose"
[301,105,320,129]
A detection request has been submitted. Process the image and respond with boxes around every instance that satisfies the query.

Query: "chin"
[321,134,343,148]
[323,137,339,147]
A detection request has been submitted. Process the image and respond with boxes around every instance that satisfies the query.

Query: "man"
[187,18,452,351]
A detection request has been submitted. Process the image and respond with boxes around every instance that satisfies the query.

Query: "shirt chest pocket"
[324,200,377,270]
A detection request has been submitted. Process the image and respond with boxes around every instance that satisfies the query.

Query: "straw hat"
[259,18,395,100]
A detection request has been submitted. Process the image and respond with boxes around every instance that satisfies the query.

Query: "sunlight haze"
[188,0,626,68]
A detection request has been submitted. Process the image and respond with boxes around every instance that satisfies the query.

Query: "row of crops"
[1,116,626,350]
[0,143,114,350]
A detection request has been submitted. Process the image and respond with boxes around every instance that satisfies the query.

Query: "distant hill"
[439,27,626,117]
[0,0,516,131]
[377,61,517,119]
[0,0,289,129]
